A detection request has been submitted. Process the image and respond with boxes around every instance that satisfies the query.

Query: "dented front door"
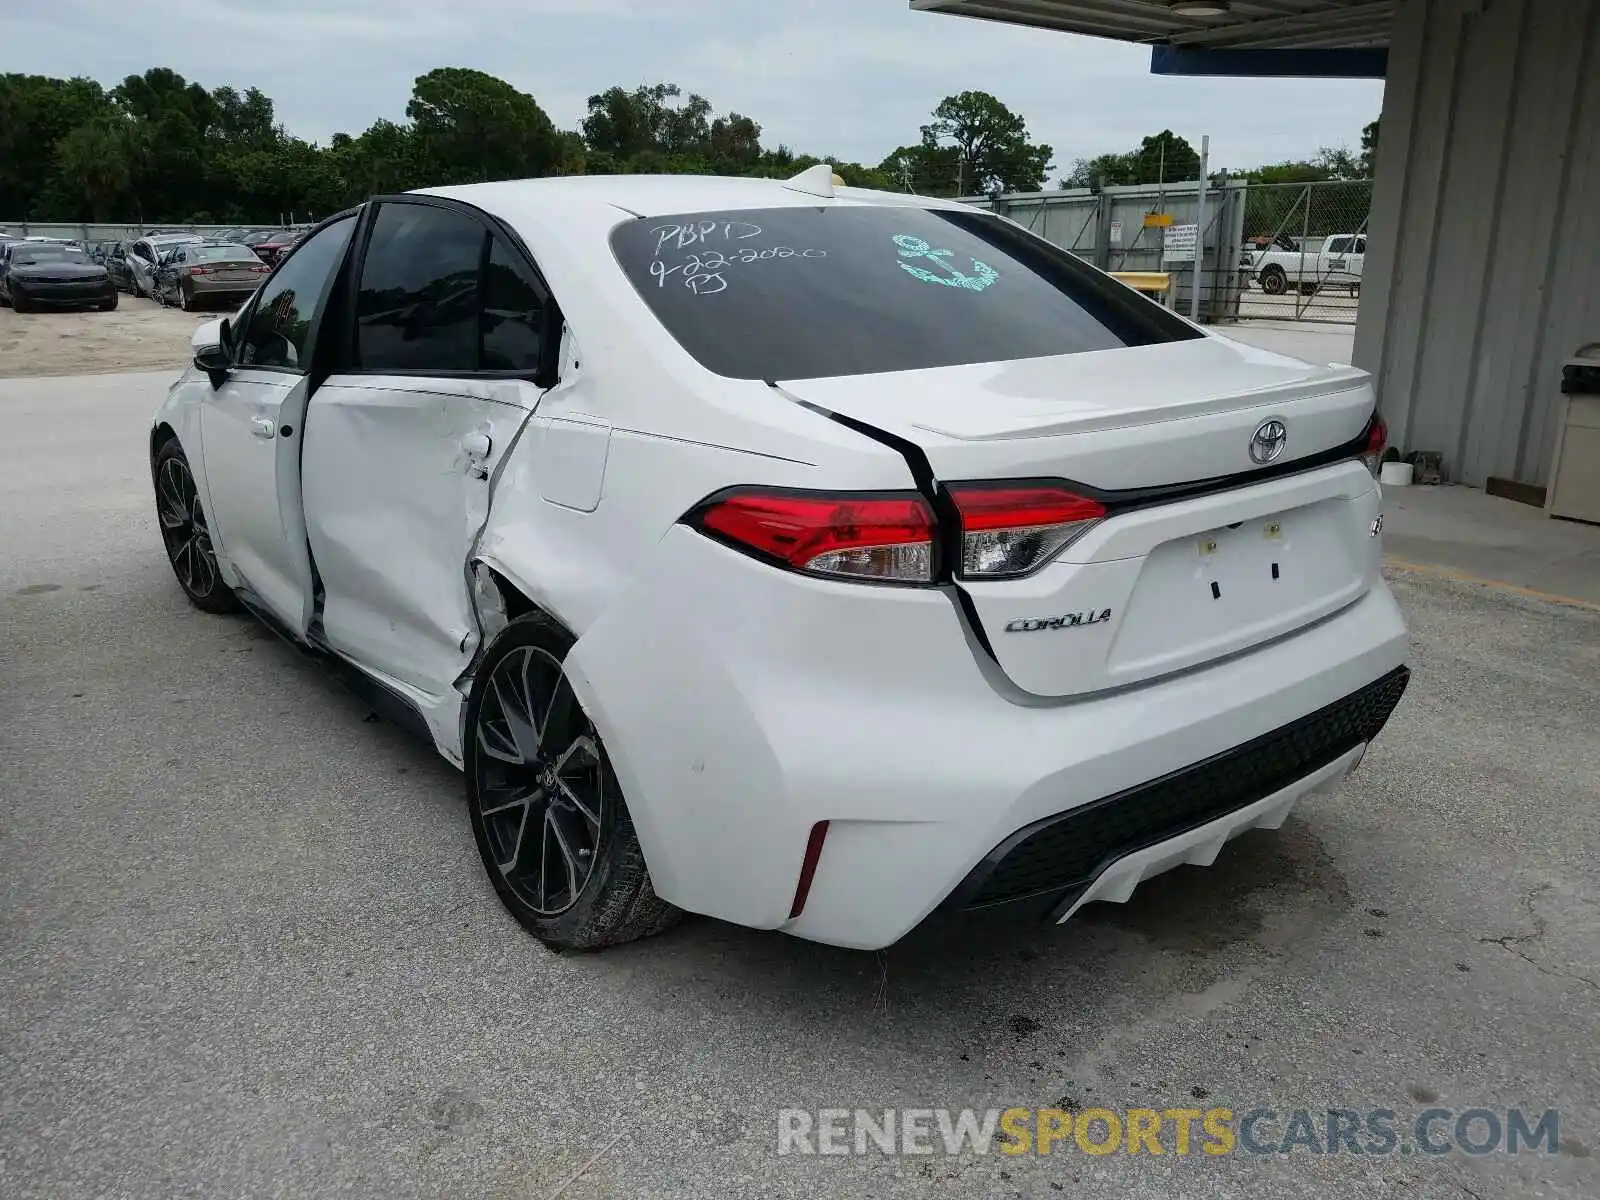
[298,376,536,699]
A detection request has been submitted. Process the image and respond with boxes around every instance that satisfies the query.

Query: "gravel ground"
[0,300,210,378]
[1,370,1595,1200]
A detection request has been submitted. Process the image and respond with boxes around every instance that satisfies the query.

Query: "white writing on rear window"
[648,222,827,296]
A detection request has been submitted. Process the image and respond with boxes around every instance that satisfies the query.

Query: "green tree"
[1360,119,1380,176]
[879,142,958,193]
[330,119,421,202]
[1060,130,1200,189]
[0,74,115,217]
[583,84,664,161]
[917,91,1052,195]
[50,115,138,219]
[407,67,559,185]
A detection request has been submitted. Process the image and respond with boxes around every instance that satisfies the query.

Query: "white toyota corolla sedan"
[149,167,1408,952]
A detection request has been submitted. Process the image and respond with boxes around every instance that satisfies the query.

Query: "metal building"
[915,0,1600,501]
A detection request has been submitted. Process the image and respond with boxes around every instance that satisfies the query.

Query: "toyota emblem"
[1250,419,1288,465]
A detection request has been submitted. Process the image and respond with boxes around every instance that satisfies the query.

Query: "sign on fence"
[1161,223,1198,263]
[1109,220,1123,246]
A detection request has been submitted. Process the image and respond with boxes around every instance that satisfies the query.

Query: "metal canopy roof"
[910,0,1397,50]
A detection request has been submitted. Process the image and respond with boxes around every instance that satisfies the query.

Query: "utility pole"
[1190,134,1210,322]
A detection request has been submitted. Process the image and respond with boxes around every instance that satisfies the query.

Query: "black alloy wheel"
[465,614,680,950]
[153,440,236,613]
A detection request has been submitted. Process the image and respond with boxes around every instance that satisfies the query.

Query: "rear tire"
[101,292,118,312]
[465,613,682,952]
[153,438,236,614]
[1259,266,1287,296]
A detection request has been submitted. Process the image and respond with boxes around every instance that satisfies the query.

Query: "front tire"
[465,613,681,951]
[153,439,236,613]
[101,292,118,311]
[11,291,31,313]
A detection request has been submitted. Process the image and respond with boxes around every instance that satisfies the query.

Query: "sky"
[0,0,1384,176]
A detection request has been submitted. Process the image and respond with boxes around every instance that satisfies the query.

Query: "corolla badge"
[1004,609,1112,633]
[1250,418,1288,465]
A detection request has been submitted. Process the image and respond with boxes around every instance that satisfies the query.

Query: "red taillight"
[1361,413,1388,478]
[251,264,270,273]
[948,484,1106,579]
[188,266,213,275]
[694,489,936,584]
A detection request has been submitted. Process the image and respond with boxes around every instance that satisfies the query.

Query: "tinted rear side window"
[355,202,484,373]
[610,205,1200,381]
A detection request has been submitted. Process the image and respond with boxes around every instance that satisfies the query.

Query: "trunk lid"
[776,335,1384,698]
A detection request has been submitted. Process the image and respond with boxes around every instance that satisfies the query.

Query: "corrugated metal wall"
[1355,0,1600,487]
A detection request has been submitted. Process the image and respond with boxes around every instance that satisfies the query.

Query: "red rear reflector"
[788,820,830,920]
[1361,413,1388,477]
[948,484,1107,579]
[694,490,936,584]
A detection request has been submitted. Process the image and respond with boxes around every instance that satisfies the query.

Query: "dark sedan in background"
[0,243,117,312]
[242,228,303,266]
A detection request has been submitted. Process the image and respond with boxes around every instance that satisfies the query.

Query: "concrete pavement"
[2,371,1596,1199]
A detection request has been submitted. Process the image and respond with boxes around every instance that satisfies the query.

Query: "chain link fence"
[970,176,1374,327]
[1238,180,1374,324]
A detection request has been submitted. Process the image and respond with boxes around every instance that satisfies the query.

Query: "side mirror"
[192,317,232,385]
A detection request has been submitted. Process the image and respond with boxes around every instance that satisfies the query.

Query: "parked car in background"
[126,234,202,297]
[209,227,251,242]
[105,242,138,293]
[248,229,303,266]
[0,241,116,311]
[153,241,271,311]
[1246,232,1367,297]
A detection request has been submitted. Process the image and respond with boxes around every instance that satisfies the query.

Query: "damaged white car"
[149,169,1409,952]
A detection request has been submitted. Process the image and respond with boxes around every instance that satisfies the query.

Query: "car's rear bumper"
[567,526,1409,951]
[943,667,1408,919]
[188,279,259,299]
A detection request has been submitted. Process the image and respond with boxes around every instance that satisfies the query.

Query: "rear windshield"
[610,205,1200,381]
[192,245,259,262]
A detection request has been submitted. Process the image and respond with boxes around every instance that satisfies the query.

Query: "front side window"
[355,202,484,373]
[610,205,1201,381]
[235,214,356,371]
[1326,237,1351,256]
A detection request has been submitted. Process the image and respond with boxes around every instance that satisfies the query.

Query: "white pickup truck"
[1246,233,1366,296]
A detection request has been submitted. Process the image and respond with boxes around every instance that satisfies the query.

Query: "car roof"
[416,173,963,225]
